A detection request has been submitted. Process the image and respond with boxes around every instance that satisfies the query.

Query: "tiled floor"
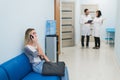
[59,42,120,80]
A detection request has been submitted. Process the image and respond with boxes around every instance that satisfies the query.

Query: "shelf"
[62,10,72,12]
[62,24,72,26]
[62,17,72,19]
[62,38,72,40]
[62,31,72,33]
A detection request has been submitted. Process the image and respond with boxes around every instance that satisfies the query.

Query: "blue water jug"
[46,20,56,35]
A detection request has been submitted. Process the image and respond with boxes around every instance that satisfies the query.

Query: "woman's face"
[30,30,37,38]
[96,11,99,17]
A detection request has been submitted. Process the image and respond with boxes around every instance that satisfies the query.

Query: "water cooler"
[45,20,58,62]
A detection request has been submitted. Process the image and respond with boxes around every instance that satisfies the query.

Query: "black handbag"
[42,62,65,76]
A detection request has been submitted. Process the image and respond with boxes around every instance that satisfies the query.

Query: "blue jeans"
[32,61,69,80]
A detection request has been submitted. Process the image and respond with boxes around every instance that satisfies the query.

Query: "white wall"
[115,0,120,64]
[62,0,117,45]
[0,0,54,64]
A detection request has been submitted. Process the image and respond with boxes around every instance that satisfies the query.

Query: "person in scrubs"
[92,10,103,49]
[80,9,92,48]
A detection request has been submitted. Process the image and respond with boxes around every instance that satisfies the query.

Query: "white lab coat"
[93,17,103,37]
[80,15,92,36]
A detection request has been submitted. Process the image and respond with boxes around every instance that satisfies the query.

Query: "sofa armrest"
[0,67,9,80]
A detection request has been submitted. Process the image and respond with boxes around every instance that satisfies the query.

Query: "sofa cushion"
[22,72,60,80]
[1,53,32,80]
[0,67,9,80]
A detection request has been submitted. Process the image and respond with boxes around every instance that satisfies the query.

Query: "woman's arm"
[30,34,50,62]
[36,44,50,62]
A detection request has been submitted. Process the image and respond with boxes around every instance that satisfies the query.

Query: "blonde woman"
[24,28,69,80]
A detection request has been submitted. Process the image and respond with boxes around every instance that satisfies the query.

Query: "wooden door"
[61,2,75,47]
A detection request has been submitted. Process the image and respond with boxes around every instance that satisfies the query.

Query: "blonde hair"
[24,28,35,45]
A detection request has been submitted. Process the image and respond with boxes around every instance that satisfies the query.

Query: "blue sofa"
[0,53,60,80]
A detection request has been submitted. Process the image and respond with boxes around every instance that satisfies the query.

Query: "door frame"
[54,0,61,54]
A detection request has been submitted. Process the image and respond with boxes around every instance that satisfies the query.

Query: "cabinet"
[45,35,58,62]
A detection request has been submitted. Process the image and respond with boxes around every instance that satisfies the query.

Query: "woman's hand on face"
[31,35,38,44]
[29,30,38,44]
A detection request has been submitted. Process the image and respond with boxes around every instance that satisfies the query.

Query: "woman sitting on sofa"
[24,28,69,80]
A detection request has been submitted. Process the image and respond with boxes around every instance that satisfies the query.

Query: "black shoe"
[93,47,97,49]
[81,46,84,49]
[86,46,89,48]
[82,46,84,48]
[96,47,100,49]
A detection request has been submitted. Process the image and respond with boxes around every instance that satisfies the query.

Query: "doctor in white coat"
[80,9,92,48]
[93,10,103,49]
